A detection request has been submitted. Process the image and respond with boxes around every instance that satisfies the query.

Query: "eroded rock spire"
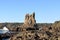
[24,12,36,27]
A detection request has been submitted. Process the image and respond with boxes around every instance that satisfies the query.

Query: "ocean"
[0,30,10,40]
[2,38,10,40]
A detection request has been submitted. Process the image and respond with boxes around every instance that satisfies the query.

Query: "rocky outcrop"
[24,12,36,28]
[0,13,60,40]
[9,13,60,40]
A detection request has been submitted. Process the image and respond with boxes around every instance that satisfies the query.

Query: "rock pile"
[10,13,60,40]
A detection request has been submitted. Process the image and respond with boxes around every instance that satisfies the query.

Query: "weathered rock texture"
[0,13,60,40]
[24,12,36,27]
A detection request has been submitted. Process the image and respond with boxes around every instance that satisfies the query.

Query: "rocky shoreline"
[0,13,60,40]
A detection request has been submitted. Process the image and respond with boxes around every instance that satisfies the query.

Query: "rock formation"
[24,12,36,28]
[9,13,60,40]
[0,12,60,40]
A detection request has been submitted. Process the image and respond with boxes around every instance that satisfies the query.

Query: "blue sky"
[0,0,60,23]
